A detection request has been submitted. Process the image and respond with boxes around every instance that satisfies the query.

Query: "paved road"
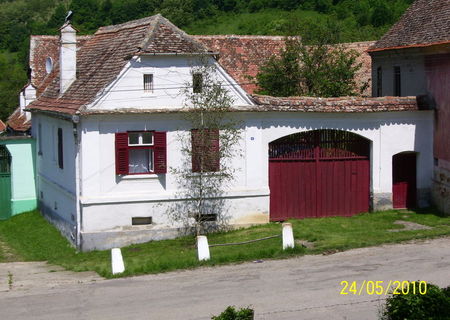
[1,237,449,320]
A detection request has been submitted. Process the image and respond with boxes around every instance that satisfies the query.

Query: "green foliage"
[211,306,254,320]
[256,35,363,97]
[0,51,27,121]
[0,0,413,120]
[380,283,450,320]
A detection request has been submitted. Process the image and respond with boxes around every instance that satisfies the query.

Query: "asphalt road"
[1,237,449,320]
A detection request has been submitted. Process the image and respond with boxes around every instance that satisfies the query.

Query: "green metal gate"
[0,145,12,220]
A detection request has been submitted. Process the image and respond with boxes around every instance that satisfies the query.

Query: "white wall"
[371,50,427,97]
[79,110,433,233]
[87,55,252,111]
[32,113,78,242]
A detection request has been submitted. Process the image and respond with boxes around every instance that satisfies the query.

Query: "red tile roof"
[0,119,6,132]
[196,36,374,96]
[28,14,211,115]
[369,0,450,52]
[30,35,92,94]
[7,107,31,132]
[251,95,421,112]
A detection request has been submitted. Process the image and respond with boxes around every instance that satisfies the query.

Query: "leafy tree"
[0,52,27,121]
[166,58,242,235]
[256,34,363,97]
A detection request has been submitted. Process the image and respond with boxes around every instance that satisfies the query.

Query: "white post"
[282,223,295,250]
[111,248,125,275]
[197,235,210,261]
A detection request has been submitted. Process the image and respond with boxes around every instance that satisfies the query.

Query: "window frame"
[393,66,401,97]
[57,127,63,169]
[115,131,166,175]
[376,66,382,97]
[143,74,154,93]
[192,73,203,94]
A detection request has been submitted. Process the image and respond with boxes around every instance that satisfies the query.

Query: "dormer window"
[143,74,153,93]
[45,57,53,74]
[193,73,203,93]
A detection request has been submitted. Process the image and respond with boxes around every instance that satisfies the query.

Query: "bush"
[211,306,254,320]
[380,282,450,320]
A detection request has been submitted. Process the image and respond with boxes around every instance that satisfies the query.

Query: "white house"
[27,15,433,251]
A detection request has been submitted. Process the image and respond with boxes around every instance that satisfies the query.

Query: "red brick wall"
[425,53,450,161]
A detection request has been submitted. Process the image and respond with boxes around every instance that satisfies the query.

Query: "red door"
[393,153,417,209]
[269,130,370,220]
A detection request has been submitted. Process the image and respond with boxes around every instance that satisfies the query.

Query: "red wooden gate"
[392,153,417,209]
[269,130,370,220]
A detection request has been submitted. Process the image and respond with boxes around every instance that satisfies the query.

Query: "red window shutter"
[154,131,167,174]
[191,129,201,172]
[191,129,220,172]
[210,130,220,172]
[115,132,129,175]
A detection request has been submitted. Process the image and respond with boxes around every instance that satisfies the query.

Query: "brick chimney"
[60,22,77,94]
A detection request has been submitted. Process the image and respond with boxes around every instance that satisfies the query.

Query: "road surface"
[1,237,449,319]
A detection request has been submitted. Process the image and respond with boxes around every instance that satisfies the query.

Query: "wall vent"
[132,217,152,225]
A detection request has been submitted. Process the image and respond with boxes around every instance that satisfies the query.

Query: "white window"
[128,132,154,174]
[143,74,153,93]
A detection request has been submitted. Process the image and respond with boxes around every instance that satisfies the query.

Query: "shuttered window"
[191,129,219,172]
[115,131,166,175]
[57,128,63,169]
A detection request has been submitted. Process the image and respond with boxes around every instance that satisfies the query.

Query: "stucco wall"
[0,138,37,215]
[88,55,251,111]
[371,50,427,97]
[32,113,78,244]
[78,110,433,249]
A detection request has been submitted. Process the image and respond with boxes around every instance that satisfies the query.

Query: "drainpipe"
[72,114,82,250]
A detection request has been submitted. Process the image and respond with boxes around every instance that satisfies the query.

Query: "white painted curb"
[111,248,125,275]
[197,235,210,261]
[282,223,295,250]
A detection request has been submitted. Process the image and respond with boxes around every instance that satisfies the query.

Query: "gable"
[86,55,253,112]
[370,0,450,52]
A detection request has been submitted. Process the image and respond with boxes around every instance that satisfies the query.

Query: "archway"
[0,145,12,220]
[269,129,370,220]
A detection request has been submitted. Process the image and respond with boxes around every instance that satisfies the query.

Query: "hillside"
[0,0,414,121]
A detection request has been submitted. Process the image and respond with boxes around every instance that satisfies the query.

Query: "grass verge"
[0,209,449,278]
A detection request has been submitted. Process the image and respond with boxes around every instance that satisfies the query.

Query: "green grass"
[0,209,449,278]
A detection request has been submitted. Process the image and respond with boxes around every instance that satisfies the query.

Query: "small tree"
[166,57,242,236]
[256,34,365,97]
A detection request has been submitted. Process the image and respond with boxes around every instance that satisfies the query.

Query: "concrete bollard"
[111,248,125,275]
[282,223,295,250]
[197,235,210,261]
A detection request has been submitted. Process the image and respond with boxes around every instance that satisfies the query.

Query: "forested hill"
[0,0,414,121]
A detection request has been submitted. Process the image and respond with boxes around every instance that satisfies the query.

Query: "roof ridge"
[96,15,157,35]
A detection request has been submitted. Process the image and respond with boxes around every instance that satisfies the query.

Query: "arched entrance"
[0,145,12,220]
[269,129,370,220]
[392,152,417,209]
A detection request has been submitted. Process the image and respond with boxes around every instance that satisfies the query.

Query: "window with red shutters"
[191,129,220,173]
[115,131,166,175]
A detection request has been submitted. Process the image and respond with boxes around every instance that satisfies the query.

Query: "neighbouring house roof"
[7,107,31,132]
[195,36,374,96]
[0,119,6,132]
[369,0,450,52]
[28,14,212,116]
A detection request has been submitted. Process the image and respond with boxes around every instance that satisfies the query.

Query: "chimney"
[60,22,77,94]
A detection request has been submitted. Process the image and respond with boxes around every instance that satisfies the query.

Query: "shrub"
[380,282,450,320]
[211,306,254,320]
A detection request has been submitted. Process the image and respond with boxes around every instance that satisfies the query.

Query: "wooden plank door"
[393,153,417,209]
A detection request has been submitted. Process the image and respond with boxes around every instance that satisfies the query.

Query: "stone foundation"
[432,166,450,215]
[373,193,393,211]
